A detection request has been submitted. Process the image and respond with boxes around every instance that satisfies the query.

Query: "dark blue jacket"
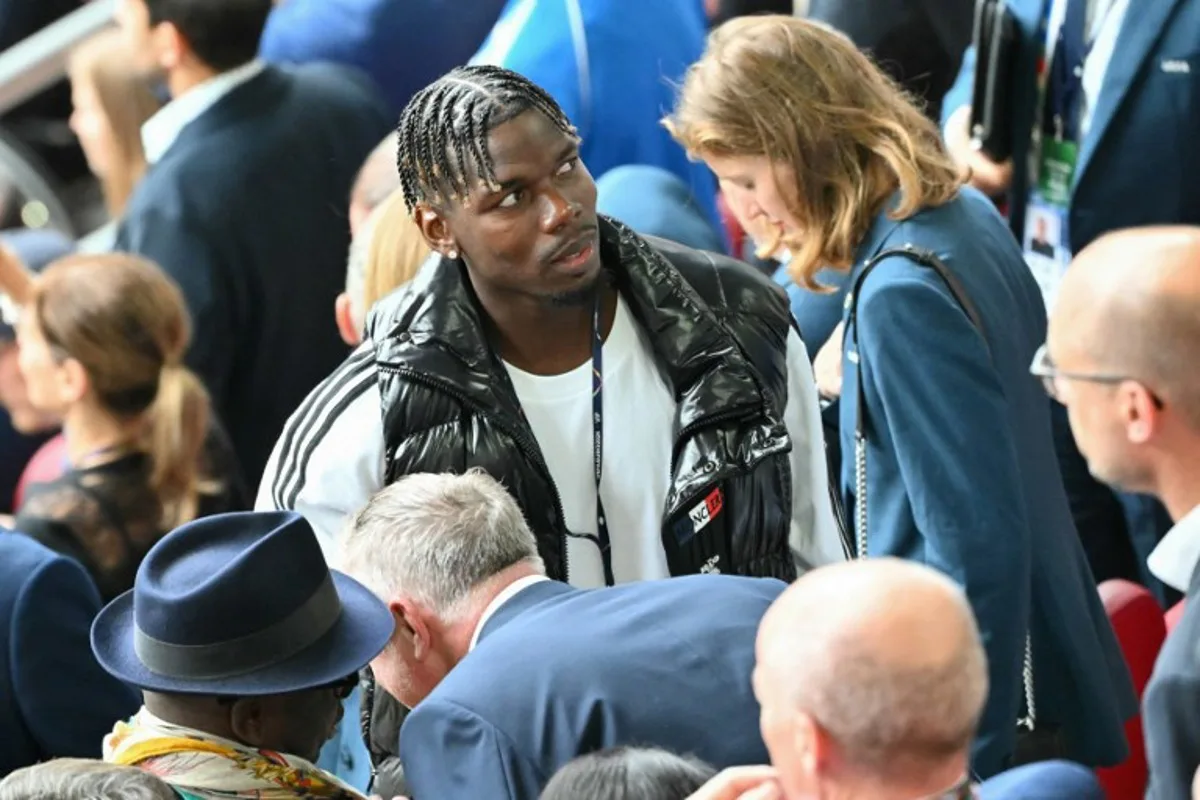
[398,575,781,799]
[0,534,140,774]
[259,0,508,115]
[839,187,1135,777]
[941,0,1200,249]
[115,64,392,481]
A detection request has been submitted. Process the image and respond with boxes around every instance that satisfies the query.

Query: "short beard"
[545,269,608,308]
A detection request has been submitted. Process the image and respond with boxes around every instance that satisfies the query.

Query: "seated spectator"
[541,747,715,800]
[471,0,721,230]
[90,510,394,799]
[0,251,244,600]
[348,132,399,238]
[690,558,1105,800]
[340,470,781,800]
[0,230,73,512]
[336,189,430,347]
[259,0,507,116]
[66,28,162,252]
[112,0,393,481]
[595,165,725,253]
[0,759,178,800]
[0,535,140,776]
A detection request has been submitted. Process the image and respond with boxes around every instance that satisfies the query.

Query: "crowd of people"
[0,0,1198,799]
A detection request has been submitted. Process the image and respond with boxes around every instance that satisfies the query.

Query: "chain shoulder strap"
[844,244,1035,731]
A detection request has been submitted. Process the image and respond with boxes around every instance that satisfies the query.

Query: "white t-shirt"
[256,305,843,580]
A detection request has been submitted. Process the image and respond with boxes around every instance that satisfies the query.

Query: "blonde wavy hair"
[664,15,964,289]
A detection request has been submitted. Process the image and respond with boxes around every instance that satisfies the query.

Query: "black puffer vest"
[367,216,799,582]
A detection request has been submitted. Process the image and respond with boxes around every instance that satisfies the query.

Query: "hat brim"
[91,571,394,696]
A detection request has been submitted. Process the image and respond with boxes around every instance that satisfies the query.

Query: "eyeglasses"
[1028,344,1163,408]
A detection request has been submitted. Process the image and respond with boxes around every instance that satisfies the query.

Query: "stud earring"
[447,249,459,260]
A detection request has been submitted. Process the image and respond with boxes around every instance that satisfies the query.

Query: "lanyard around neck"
[588,290,615,586]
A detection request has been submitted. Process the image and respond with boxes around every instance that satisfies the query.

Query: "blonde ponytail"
[145,361,215,529]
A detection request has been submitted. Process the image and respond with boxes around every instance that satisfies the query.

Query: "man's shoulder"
[642,234,788,312]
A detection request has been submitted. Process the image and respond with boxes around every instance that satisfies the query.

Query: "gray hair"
[341,469,544,618]
[0,760,179,800]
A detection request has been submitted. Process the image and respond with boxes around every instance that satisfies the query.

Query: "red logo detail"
[705,488,724,518]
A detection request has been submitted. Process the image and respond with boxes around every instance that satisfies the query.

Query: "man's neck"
[1155,449,1200,523]
[438,563,545,663]
[166,62,220,100]
[478,281,618,376]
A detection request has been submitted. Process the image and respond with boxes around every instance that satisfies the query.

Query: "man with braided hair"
[256,65,842,794]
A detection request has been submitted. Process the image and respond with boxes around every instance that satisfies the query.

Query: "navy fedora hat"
[91,510,394,696]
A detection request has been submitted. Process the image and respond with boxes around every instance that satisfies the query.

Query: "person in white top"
[1040,226,1200,800]
[255,65,843,585]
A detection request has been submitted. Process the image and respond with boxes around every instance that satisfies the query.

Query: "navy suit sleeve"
[858,269,1029,777]
[11,553,140,758]
[114,212,235,408]
[942,43,976,128]
[399,698,546,800]
[1144,668,1200,800]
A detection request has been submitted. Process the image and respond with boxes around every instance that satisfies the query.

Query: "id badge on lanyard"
[1023,0,1082,312]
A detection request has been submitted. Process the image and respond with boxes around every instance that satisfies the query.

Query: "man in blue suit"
[340,470,780,800]
[0,533,140,775]
[942,0,1200,599]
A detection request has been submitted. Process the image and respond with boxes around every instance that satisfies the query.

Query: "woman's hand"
[814,322,845,401]
[686,766,783,800]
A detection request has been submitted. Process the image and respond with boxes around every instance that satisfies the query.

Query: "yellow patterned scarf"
[104,708,366,799]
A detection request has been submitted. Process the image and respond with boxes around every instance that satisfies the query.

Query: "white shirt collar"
[141,60,266,165]
[468,574,550,652]
[1148,504,1200,592]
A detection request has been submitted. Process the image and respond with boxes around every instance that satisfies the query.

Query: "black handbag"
[969,0,1020,162]
[843,244,1045,755]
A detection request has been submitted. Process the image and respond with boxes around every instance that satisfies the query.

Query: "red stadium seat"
[13,432,67,510]
[1095,579,1167,800]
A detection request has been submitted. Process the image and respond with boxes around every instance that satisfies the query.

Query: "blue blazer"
[259,0,508,115]
[839,188,1135,777]
[941,0,1200,249]
[0,534,140,775]
[398,575,782,800]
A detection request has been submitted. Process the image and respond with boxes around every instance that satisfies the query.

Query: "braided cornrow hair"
[396,65,577,213]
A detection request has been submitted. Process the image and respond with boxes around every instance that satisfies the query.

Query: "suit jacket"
[839,187,1136,777]
[398,575,782,800]
[259,0,507,115]
[115,64,392,481]
[1143,559,1200,800]
[942,0,1200,249]
[0,533,140,775]
[808,0,974,121]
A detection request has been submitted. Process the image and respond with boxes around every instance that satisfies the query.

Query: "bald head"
[350,132,402,236]
[1052,226,1200,427]
[757,559,987,776]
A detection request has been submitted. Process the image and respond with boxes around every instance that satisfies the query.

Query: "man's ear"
[151,20,187,72]
[229,697,268,748]
[1122,381,1162,445]
[334,292,361,346]
[414,204,458,260]
[391,597,436,663]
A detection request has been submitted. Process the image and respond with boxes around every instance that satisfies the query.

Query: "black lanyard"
[588,291,616,586]
[563,292,617,585]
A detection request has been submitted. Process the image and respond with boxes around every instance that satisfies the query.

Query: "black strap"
[847,244,989,439]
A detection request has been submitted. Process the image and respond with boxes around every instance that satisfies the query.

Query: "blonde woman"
[335,188,431,346]
[1,253,244,600]
[67,30,161,232]
[665,15,1134,777]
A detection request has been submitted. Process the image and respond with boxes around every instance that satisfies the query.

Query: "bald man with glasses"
[1039,225,1200,800]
